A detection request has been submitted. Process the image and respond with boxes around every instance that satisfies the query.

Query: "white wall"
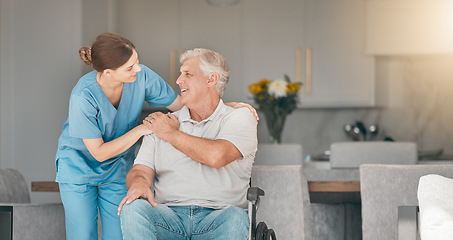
[0,0,82,203]
[80,0,118,73]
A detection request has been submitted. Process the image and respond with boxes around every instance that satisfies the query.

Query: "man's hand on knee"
[117,184,157,215]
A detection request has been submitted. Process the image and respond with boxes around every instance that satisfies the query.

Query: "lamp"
[206,0,240,7]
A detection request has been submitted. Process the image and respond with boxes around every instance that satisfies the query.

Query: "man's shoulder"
[171,109,184,119]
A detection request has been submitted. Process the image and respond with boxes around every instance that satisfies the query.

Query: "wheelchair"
[247,187,277,240]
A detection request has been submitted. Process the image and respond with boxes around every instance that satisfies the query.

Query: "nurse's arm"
[83,124,152,162]
[118,164,157,215]
[165,95,184,112]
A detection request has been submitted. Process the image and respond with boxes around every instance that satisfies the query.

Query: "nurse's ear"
[103,69,112,78]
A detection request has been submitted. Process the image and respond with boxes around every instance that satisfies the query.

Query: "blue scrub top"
[55,64,177,184]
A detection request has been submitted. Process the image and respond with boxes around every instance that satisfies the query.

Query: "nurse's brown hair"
[79,32,136,72]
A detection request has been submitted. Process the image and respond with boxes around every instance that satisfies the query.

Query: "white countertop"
[302,159,453,182]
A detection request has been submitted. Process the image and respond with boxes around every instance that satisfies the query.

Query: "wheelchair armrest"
[247,187,265,201]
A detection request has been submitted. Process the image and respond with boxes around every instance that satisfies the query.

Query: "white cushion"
[417,174,453,240]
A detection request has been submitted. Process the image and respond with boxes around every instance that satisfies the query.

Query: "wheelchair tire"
[255,222,268,240]
[265,229,276,240]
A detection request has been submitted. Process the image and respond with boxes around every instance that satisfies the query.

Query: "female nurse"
[55,32,256,240]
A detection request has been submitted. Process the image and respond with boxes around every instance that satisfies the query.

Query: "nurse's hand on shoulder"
[226,102,259,121]
[117,182,157,215]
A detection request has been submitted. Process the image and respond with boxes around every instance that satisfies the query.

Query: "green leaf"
[284,74,291,83]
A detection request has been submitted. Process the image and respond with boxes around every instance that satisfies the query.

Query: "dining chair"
[330,141,417,168]
[253,143,303,166]
[329,141,418,239]
[360,164,453,240]
[0,168,65,240]
[417,174,453,240]
[251,165,345,240]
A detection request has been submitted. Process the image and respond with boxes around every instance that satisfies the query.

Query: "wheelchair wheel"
[265,229,276,240]
[255,222,277,240]
[255,222,268,240]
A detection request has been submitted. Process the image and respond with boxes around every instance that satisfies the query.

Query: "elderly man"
[118,48,258,240]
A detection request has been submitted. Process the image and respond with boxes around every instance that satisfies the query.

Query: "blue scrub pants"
[59,181,128,240]
[120,199,249,240]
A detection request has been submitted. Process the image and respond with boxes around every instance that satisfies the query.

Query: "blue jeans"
[59,181,128,240]
[120,199,249,240]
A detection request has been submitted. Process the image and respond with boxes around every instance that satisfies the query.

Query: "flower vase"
[263,110,287,144]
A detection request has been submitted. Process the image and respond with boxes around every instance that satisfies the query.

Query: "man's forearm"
[126,167,154,189]
[147,111,243,168]
[165,130,241,168]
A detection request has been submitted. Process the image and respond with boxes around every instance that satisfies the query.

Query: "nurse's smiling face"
[110,49,141,83]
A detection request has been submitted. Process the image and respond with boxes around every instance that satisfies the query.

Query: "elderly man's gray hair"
[180,48,230,97]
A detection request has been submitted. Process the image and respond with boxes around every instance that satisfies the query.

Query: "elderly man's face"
[177,56,210,106]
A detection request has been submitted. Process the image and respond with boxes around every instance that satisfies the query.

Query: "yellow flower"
[249,79,272,94]
[258,79,270,86]
[248,83,263,94]
[287,82,301,93]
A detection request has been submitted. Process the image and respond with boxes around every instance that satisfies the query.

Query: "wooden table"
[32,181,60,192]
[32,181,360,193]
[308,181,360,192]
[308,181,361,203]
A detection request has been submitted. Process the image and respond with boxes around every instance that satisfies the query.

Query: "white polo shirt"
[134,99,258,209]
